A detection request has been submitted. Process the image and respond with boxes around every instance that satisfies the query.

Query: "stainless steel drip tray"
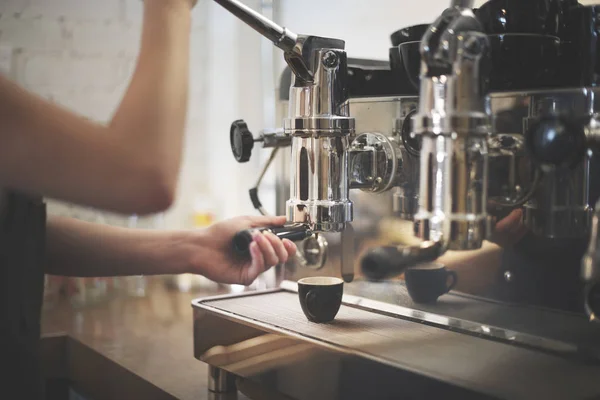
[344,280,600,352]
[192,283,600,400]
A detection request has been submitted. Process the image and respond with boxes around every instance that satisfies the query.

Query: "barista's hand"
[188,215,297,286]
[488,208,528,247]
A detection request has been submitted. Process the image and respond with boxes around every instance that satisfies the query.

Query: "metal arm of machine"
[360,2,491,278]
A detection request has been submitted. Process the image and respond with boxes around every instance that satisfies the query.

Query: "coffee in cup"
[297,277,344,323]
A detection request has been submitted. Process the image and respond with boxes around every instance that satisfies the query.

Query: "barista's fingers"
[244,242,263,285]
[263,231,289,265]
[253,232,279,267]
[495,209,523,233]
[506,210,527,237]
[283,239,298,257]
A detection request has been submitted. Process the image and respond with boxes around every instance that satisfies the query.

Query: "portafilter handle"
[232,224,313,258]
[361,241,444,281]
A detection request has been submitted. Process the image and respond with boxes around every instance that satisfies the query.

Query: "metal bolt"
[322,51,339,68]
[504,271,513,283]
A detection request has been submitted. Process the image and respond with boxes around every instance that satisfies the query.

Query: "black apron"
[495,233,586,313]
[0,190,47,399]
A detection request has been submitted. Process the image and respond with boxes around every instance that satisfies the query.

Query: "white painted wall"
[276,0,451,62]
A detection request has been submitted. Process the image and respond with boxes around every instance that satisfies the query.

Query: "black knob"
[230,119,255,163]
[526,116,585,168]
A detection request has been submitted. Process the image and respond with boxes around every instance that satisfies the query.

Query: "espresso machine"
[193,0,600,398]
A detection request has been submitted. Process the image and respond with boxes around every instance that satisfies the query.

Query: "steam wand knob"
[526,116,586,169]
[230,119,255,163]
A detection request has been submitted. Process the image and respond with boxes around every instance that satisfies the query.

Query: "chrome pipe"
[212,0,297,52]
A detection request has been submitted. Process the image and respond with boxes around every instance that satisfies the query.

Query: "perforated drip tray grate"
[193,285,600,400]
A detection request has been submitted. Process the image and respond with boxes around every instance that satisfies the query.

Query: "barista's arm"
[45,214,296,286]
[435,209,527,295]
[0,0,194,215]
[45,216,192,277]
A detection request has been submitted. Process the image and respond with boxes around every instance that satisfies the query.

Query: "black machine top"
[277,1,600,98]
[278,58,406,101]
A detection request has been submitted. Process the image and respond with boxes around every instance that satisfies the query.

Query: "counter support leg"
[208,365,237,393]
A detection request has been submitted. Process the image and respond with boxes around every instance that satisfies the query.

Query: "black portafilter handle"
[361,241,444,281]
[232,224,313,257]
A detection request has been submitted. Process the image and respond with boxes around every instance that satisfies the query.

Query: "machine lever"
[230,119,255,163]
[361,241,444,281]
[232,224,313,258]
[212,0,297,53]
